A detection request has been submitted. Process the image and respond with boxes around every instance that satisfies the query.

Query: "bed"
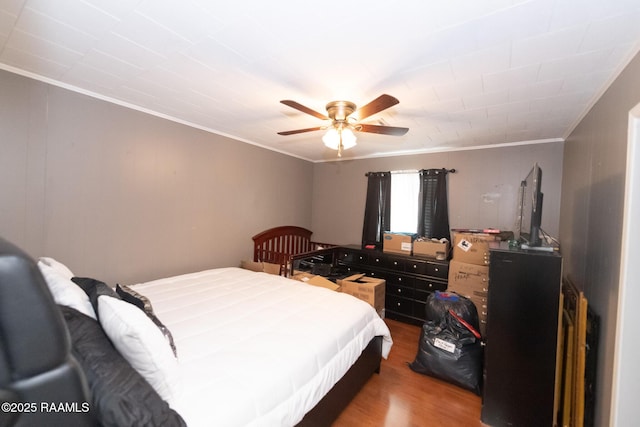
[0,236,392,427]
[252,226,335,276]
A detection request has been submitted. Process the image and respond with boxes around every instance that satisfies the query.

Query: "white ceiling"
[1,0,640,162]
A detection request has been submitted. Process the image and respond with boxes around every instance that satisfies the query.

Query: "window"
[390,171,420,233]
[362,168,450,250]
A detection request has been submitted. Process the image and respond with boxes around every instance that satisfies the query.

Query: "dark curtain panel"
[361,172,391,250]
[417,168,450,241]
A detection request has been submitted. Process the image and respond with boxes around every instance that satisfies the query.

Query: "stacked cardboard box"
[448,232,499,336]
[451,232,498,265]
[383,232,416,255]
[447,260,489,335]
[413,237,450,259]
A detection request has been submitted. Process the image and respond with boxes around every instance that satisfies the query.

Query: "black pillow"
[58,305,186,427]
[72,276,121,317]
[115,283,152,312]
[116,284,178,357]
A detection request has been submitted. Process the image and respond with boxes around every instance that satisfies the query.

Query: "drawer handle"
[397,288,402,293]
[397,302,401,307]
[428,283,433,289]
[434,267,439,272]
[394,261,398,266]
[398,277,402,282]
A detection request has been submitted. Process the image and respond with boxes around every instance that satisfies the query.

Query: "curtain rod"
[365,168,456,176]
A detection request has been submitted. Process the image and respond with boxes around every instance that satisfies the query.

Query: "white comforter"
[132,267,392,427]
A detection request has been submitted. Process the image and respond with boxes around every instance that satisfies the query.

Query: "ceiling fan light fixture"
[322,127,357,151]
[278,94,407,156]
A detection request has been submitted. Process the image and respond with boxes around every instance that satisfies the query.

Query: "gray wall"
[560,51,640,426]
[311,143,564,245]
[0,69,313,285]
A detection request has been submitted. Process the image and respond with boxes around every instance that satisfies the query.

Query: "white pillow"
[97,295,180,404]
[37,261,96,319]
[38,256,75,280]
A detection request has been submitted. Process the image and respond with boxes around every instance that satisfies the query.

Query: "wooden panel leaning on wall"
[561,277,599,427]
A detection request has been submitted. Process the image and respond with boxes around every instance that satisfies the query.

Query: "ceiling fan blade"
[277,126,324,136]
[355,94,400,121]
[357,123,409,136]
[280,100,328,120]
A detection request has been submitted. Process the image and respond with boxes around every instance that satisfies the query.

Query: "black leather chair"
[0,237,94,427]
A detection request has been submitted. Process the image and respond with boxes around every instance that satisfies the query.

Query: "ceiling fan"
[277,94,409,157]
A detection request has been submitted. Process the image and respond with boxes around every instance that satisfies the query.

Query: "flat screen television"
[517,163,543,246]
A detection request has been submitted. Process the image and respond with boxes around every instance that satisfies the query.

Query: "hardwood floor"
[333,318,485,427]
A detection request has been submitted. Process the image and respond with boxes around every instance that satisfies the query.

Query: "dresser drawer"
[384,256,404,270]
[405,258,429,275]
[414,288,430,304]
[354,252,369,265]
[426,261,449,279]
[363,270,383,279]
[387,283,414,299]
[340,264,359,275]
[412,300,427,320]
[384,272,412,288]
[415,277,447,293]
[337,249,356,264]
[386,294,413,316]
[368,253,387,268]
[337,249,369,265]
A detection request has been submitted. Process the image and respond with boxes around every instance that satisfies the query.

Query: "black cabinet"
[337,246,448,325]
[481,247,562,427]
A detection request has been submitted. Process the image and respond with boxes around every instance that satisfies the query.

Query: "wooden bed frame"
[252,225,334,276]
[297,336,382,426]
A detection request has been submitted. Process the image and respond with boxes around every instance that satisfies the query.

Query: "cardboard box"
[468,294,488,337]
[447,260,489,290]
[338,274,386,315]
[413,238,450,259]
[291,272,341,291]
[452,232,499,265]
[447,262,488,332]
[383,232,416,255]
[447,282,488,301]
[240,260,282,275]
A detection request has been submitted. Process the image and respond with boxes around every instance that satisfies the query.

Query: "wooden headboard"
[252,226,333,276]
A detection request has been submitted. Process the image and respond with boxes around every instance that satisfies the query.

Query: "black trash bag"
[425,291,480,331]
[409,310,483,394]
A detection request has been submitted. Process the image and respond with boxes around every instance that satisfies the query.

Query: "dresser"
[335,246,449,325]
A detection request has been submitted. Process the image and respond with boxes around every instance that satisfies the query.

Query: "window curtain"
[361,172,391,250]
[417,168,450,241]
